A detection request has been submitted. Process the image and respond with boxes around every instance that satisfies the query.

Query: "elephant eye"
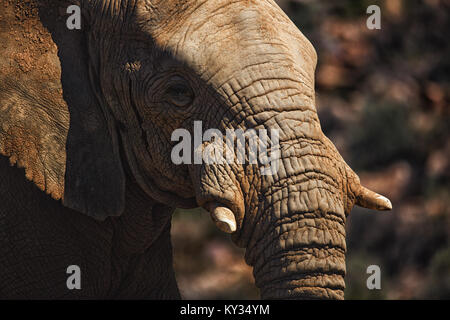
[164,79,194,108]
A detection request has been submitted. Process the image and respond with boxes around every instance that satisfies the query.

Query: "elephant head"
[0,0,392,299]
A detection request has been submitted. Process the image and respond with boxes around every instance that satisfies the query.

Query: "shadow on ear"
[0,1,125,221]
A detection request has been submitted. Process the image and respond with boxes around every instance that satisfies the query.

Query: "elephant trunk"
[238,137,391,299]
[241,151,348,299]
[246,188,347,300]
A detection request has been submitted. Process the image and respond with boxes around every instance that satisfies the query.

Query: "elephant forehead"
[138,0,317,89]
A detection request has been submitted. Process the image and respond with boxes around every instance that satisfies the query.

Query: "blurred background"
[171,0,450,299]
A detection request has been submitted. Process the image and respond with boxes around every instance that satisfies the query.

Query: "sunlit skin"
[0,0,390,299]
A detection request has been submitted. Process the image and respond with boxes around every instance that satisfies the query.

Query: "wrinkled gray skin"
[0,0,391,299]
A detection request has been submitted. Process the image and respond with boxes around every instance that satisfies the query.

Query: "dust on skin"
[0,0,69,200]
[1,0,61,81]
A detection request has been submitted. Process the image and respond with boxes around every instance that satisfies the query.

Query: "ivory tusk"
[206,203,237,234]
[355,186,393,211]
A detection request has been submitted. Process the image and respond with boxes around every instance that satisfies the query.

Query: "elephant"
[0,0,392,299]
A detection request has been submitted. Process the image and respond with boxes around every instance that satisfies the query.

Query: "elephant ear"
[0,0,125,220]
